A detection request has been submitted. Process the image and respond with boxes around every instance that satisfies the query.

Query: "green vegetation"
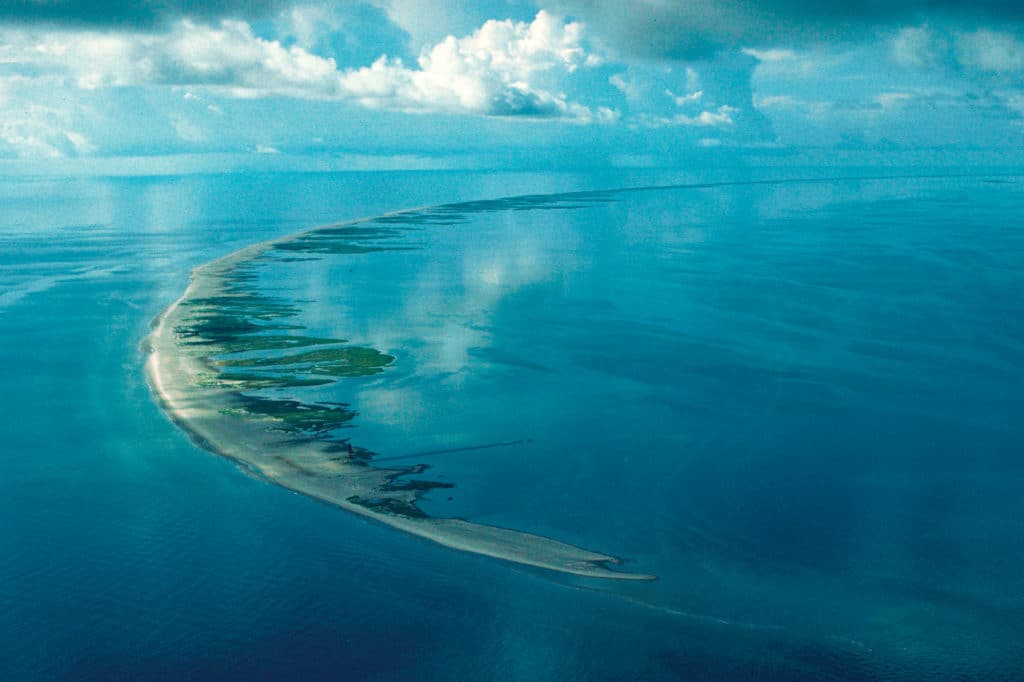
[198,371,329,390]
[214,334,346,353]
[346,495,427,519]
[273,222,421,255]
[174,279,306,347]
[184,295,299,318]
[274,239,401,255]
[311,226,406,237]
[229,394,357,435]
[216,373,335,390]
[323,442,375,461]
[174,314,304,345]
[167,229,453,523]
[170,253,399,444]
[217,346,394,378]
[385,478,454,492]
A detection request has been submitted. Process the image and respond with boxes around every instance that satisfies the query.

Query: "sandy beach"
[144,224,655,582]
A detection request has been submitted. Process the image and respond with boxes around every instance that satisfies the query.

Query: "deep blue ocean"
[2,169,1023,680]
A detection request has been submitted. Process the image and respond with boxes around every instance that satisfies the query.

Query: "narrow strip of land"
[145,221,654,581]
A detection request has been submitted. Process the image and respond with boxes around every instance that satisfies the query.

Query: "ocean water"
[2,170,1023,679]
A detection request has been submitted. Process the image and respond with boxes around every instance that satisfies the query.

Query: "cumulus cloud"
[0,99,95,158]
[9,0,1017,158]
[743,48,798,62]
[637,105,738,129]
[667,89,704,106]
[956,30,1024,73]
[750,36,1024,153]
[366,0,497,53]
[169,115,206,142]
[608,73,639,100]
[1,10,608,121]
[748,21,1024,149]
[887,24,1024,76]
[338,10,607,119]
[1001,91,1024,115]
[889,26,946,67]
[274,2,411,68]
[874,92,914,109]
[753,94,817,111]
[600,54,769,138]
[7,20,344,98]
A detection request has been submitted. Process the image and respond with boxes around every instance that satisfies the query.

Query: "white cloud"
[956,30,1024,73]
[1,10,607,121]
[0,86,94,158]
[1,118,64,158]
[280,3,339,50]
[255,143,280,153]
[754,94,799,110]
[666,88,703,106]
[161,20,345,98]
[369,0,476,52]
[890,26,944,68]
[170,114,206,142]
[684,66,701,92]
[611,68,702,108]
[743,48,797,62]
[1000,91,1024,116]
[604,62,750,133]
[638,104,738,128]
[875,92,914,109]
[337,10,603,119]
[9,20,345,98]
[592,106,620,123]
[691,105,737,126]
[64,130,95,153]
[609,72,637,99]
[888,26,1024,75]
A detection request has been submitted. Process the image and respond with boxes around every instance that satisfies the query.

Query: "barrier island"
[145,200,654,581]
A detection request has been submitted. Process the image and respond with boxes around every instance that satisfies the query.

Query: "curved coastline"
[144,207,656,582]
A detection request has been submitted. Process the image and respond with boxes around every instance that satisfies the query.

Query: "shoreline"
[143,217,656,582]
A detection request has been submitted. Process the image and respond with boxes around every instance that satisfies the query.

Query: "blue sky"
[1,1,1022,171]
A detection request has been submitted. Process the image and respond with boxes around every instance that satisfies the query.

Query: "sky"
[1,0,1023,171]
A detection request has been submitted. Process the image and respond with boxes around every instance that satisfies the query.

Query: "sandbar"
[145,213,655,582]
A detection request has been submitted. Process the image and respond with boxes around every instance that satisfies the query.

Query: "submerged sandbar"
[145,206,654,581]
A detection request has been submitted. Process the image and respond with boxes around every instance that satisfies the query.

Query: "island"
[144,205,655,582]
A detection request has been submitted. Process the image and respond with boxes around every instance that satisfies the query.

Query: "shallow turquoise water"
[2,170,1023,679]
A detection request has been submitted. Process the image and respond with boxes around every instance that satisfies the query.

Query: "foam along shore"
[144,214,655,582]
